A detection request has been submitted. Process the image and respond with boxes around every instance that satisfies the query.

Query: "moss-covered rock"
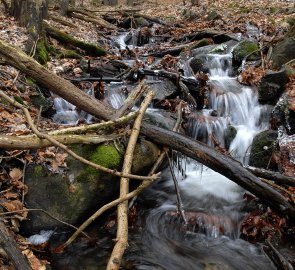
[272,37,295,68]
[22,140,159,234]
[249,130,278,169]
[232,41,259,67]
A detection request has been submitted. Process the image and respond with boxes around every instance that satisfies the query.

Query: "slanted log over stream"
[0,38,294,220]
[141,123,295,219]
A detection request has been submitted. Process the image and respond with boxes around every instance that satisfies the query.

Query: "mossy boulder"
[205,10,222,21]
[232,41,259,67]
[249,130,278,169]
[22,140,159,234]
[272,37,295,69]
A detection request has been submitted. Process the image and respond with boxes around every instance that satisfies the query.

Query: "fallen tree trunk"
[44,22,107,57]
[247,166,295,187]
[140,123,295,219]
[0,39,113,120]
[68,10,117,30]
[0,40,294,219]
[0,134,120,150]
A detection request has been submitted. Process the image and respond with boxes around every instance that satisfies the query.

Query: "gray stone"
[272,37,295,69]
[258,69,289,104]
[249,130,278,169]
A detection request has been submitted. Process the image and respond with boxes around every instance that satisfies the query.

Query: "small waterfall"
[189,47,270,163]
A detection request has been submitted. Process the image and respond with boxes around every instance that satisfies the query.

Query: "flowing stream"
[49,39,276,269]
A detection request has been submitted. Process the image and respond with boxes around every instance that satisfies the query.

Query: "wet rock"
[189,56,205,73]
[224,125,237,150]
[134,17,150,27]
[146,80,178,100]
[22,141,159,234]
[29,93,56,118]
[249,130,278,169]
[273,94,295,135]
[232,41,259,67]
[145,110,179,131]
[258,69,289,104]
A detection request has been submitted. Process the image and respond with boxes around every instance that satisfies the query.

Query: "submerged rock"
[22,140,159,234]
[249,130,278,169]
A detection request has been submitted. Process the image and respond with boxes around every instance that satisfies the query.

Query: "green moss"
[13,96,24,105]
[76,143,123,184]
[36,39,50,65]
[56,49,81,59]
[44,23,107,57]
[232,41,260,65]
[33,165,46,177]
[269,7,277,13]
[287,16,295,27]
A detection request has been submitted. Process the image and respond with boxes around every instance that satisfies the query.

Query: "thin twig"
[0,209,89,238]
[107,90,155,270]
[166,152,187,225]
[0,90,159,182]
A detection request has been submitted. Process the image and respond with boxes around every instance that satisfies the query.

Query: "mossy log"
[36,38,50,64]
[68,8,117,30]
[0,134,120,150]
[0,39,113,120]
[44,22,107,56]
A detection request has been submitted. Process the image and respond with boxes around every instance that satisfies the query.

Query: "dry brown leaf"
[9,168,22,181]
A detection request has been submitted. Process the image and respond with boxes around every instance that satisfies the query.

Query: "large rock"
[249,130,278,169]
[258,69,289,104]
[22,140,160,234]
[232,41,260,67]
[272,22,295,68]
[272,37,295,69]
[146,80,178,100]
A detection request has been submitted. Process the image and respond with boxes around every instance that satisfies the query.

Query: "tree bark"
[0,222,31,270]
[0,39,113,120]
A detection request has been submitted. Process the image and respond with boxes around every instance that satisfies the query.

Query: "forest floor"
[0,0,294,269]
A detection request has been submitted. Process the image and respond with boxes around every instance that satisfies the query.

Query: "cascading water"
[51,40,275,269]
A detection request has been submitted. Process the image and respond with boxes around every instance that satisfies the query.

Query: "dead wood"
[49,111,138,135]
[263,239,294,270]
[140,124,295,219]
[67,10,117,30]
[49,15,77,28]
[62,99,182,250]
[0,134,121,150]
[0,90,158,182]
[0,39,113,121]
[107,91,155,270]
[247,166,295,187]
[137,68,199,87]
[0,221,31,270]
[111,80,148,120]
[43,22,107,56]
[66,76,122,83]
